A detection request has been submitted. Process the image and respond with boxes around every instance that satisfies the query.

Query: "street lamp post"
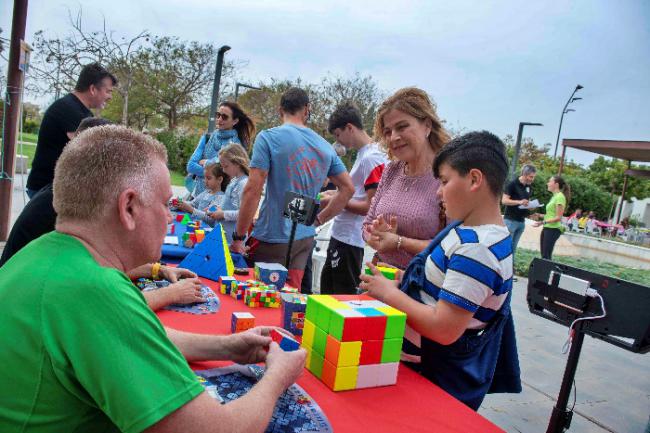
[235,82,262,101]
[509,122,543,180]
[207,45,231,134]
[553,85,583,159]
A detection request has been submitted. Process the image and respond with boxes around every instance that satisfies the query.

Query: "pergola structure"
[558,139,650,223]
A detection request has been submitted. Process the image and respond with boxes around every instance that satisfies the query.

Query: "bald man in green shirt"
[0,125,305,433]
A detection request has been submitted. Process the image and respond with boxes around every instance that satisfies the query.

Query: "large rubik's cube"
[301,294,406,391]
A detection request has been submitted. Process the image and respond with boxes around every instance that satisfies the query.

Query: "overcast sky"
[2,0,649,166]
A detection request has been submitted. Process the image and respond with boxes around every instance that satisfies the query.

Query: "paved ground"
[3,175,649,433]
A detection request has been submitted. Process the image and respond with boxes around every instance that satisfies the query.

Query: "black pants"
[540,227,562,260]
[320,237,364,294]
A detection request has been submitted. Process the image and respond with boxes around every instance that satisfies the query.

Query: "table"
[157,271,505,433]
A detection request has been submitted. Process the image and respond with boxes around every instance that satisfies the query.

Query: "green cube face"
[306,296,332,333]
[381,338,403,363]
[313,326,328,356]
[310,351,325,379]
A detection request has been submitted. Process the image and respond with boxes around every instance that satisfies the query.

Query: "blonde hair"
[373,87,450,160]
[53,125,168,221]
[219,143,250,176]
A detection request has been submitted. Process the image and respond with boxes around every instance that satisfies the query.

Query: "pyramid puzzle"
[178,223,234,280]
[301,294,407,391]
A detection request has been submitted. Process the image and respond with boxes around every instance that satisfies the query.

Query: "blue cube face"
[279,336,301,352]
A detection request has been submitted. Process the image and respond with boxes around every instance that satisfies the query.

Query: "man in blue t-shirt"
[233,88,354,288]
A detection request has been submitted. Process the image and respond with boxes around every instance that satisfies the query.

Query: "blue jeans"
[504,218,525,254]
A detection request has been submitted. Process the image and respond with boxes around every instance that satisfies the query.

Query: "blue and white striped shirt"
[421,224,513,329]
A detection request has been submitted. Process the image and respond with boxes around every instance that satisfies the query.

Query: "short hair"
[280,87,309,115]
[74,63,117,92]
[328,101,363,133]
[76,117,112,133]
[374,87,450,160]
[219,143,250,176]
[54,125,167,221]
[433,130,508,197]
[521,164,537,176]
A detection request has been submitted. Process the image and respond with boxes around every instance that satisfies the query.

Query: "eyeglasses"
[216,112,231,120]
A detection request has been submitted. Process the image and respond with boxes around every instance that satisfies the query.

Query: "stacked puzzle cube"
[244,287,281,308]
[301,294,407,391]
[281,293,307,336]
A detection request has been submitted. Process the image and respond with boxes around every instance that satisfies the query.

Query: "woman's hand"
[199,159,207,167]
[372,214,398,234]
[367,230,400,253]
[532,220,544,227]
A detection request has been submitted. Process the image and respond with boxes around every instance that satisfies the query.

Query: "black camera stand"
[527,258,650,433]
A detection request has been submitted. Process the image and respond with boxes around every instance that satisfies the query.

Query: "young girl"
[208,144,250,242]
[177,163,229,224]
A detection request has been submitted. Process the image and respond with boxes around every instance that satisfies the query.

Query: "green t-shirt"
[0,232,204,433]
[544,192,567,229]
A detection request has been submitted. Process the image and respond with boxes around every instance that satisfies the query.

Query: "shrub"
[156,130,201,173]
[529,170,615,219]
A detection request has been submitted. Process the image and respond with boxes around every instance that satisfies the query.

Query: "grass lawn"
[514,248,649,286]
[170,170,185,187]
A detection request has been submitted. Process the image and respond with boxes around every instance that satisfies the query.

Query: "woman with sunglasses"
[186,101,255,197]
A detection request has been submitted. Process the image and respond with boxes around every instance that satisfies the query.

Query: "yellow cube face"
[302,319,316,348]
[334,365,358,391]
[304,347,312,369]
[337,341,362,367]
[376,306,403,317]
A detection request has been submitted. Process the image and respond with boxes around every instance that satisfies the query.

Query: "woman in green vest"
[533,175,571,259]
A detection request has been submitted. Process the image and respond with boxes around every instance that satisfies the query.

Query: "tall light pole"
[235,82,261,102]
[553,84,583,158]
[207,45,231,134]
[509,122,543,180]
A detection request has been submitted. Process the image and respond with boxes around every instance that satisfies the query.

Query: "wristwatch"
[232,231,246,241]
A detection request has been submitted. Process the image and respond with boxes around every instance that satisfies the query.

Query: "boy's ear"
[468,168,484,192]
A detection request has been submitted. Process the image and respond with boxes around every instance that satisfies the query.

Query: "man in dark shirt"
[26,63,116,197]
[502,164,537,254]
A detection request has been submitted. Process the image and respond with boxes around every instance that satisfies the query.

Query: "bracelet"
[396,236,403,251]
[151,262,162,280]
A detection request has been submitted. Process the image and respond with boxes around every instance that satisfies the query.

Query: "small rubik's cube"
[195,229,206,243]
[254,262,288,289]
[230,282,246,300]
[219,276,237,295]
[281,293,307,335]
[244,287,281,308]
[270,329,300,351]
[231,312,255,333]
[364,265,399,280]
[302,294,406,391]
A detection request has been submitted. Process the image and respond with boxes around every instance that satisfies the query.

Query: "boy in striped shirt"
[360,131,520,410]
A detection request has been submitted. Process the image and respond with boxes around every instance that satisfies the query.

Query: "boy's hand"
[160,265,197,283]
[359,262,401,303]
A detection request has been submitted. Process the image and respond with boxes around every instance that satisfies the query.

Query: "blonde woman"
[208,143,250,242]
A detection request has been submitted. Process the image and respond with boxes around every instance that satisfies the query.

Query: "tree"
[587,156,650,201]
[134,36,234,130]
[29,9,149,124]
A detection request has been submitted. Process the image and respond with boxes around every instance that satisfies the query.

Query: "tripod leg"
[547,328,585,433]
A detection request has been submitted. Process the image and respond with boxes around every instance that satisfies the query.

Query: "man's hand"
[226,327,276,364]
[520,199,529,207]
[230,239,248,254]
[164,278,204,304]
[264,342,306,391]
[160,266,197,283]
[318,190,336,208]
[358,262,401,303]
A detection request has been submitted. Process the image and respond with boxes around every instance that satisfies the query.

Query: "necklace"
[403,163,419,192]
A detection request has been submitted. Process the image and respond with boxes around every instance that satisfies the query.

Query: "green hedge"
[156,131,201,173]
[529,171,615,218]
